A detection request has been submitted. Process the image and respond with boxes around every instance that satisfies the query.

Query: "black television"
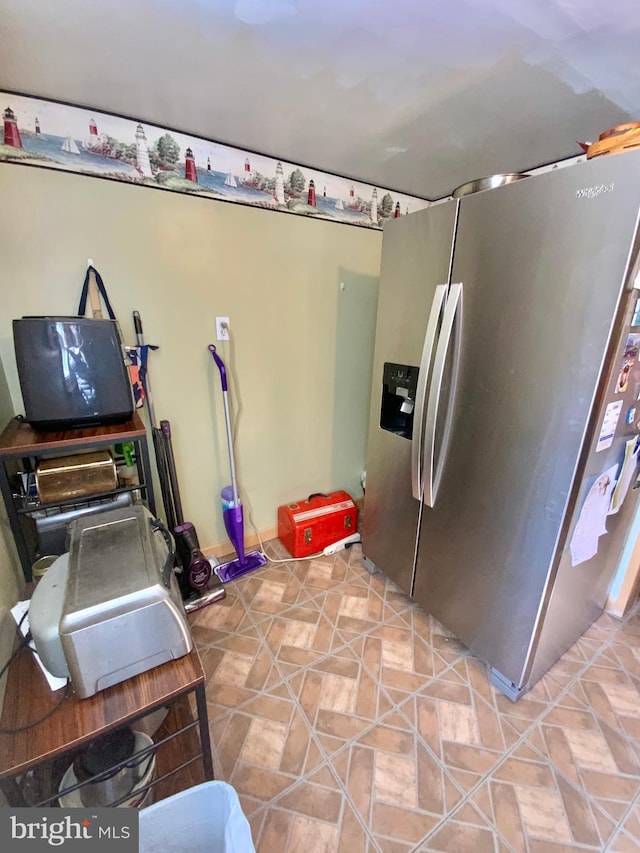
[13,316,134,428]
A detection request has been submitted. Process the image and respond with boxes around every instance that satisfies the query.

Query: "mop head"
[215,550,267,583]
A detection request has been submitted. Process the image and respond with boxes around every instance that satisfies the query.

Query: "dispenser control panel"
[380,362,419,439]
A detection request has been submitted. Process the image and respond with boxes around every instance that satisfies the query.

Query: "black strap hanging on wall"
[76,263,148,409]
[77,265,118,319]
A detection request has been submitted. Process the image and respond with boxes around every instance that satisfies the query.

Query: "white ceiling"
[2,0,638,199]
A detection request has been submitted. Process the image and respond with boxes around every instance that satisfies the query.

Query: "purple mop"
[208,344,267,583]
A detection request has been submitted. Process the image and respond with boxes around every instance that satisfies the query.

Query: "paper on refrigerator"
[569,464,618,567]
[608,437,640,515]
[596,401,623,452]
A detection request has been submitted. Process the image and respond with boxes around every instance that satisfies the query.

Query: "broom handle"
[133,310,158,429]
[221,389,239,505]
[87,268,103,319]
[208,345,239,504]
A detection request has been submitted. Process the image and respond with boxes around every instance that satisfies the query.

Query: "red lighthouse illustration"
[89,118,98,137]
[394,201,401,218]
[244,158,251,175]
[3,107,22,149]
[185,147,198,183]
[307,179,317,207]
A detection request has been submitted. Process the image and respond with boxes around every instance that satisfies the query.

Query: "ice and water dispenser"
[379,362,419,439]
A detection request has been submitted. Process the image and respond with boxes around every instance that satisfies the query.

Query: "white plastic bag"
[139,781,255,853]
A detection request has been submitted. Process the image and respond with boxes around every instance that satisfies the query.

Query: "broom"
[208,344,267,582]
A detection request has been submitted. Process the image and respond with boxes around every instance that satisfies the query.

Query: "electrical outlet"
[216,317,230,341]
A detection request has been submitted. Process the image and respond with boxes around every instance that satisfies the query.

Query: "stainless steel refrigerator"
[362,149,640,699]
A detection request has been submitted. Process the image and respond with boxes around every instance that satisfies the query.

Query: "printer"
[29,505,193,698]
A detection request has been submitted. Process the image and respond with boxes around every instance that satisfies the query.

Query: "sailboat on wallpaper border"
[61,136,80,154]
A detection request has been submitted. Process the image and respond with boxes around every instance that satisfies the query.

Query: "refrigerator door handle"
[423,283,463,507]
[411,284,448,501]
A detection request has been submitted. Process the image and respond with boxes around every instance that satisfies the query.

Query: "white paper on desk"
[10,600,68,691]
[608,438,640,515]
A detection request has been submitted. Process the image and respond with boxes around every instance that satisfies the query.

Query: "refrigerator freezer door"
[362,201,457,596]
[412,151,640,687]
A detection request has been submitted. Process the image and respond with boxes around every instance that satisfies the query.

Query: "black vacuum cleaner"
[134,311,225,612]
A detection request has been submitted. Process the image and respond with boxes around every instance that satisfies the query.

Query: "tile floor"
[189,539,640,852]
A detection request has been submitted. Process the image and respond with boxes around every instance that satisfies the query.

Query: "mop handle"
[208,344,228,391]
[208,344,239,505]
[133,310,158,429]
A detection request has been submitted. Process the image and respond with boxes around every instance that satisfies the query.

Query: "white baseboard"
[605,595,624,618]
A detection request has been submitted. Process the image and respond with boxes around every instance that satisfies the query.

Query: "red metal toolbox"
[277,490,358,558]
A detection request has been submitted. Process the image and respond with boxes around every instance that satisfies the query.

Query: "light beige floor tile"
[189,585,254,637]
[210,682,324,816]
[237,563,316,616]
[202,542,640,852]
[293,556,350,591]
[258,600,347,678]
[329,709,464,850]
[522,708,640,848]
[289,646,394,756]
[419,811,507,853]
[350,617,450,704]
[308,583,388,643]
[472,755,604,852]
[199,626,282,722]
[563,650,640,744]
[240,717,289,769]
[400,660,521,793]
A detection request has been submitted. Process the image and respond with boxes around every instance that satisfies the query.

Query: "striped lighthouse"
[3,107,22,149]
[35,117,41,135]
[135,123,153,177]
[184,147,198,183]
[370,188,378,223]
[275,161,285,204]
[307,179,317,207]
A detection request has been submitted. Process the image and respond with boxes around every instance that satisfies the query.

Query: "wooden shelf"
[0,414,156,581]
[0,643,212,806]
[0,413,148,459]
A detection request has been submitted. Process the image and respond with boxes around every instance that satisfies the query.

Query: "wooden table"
[0,643,213,807]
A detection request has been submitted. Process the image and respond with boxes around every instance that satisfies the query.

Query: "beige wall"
[0,520,20,708]
[0,357,23,708]
[0,163,381,556]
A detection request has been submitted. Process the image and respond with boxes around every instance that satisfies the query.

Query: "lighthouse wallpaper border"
[0,92,430,229]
